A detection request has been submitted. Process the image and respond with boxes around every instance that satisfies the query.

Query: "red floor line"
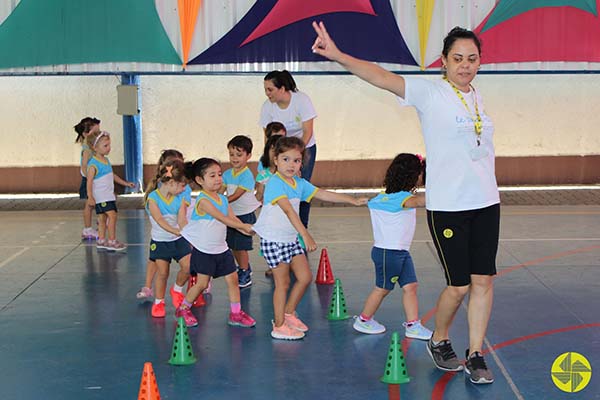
[431,323,600,400]
[496,245,600,277]
[422,244,600,399]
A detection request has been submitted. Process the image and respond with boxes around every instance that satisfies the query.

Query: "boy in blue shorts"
[223,135,261,287]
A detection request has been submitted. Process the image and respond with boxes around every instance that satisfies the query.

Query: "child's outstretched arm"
[313,189,369,206]
[227,187,246,203]
[148,201,181,236]
[113,174,135,188]
[403,192,426,208]
[177,201,188,229]
[197,199,254,236]
[276,197,317,252]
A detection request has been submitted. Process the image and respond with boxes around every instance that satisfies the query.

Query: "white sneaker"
[352,316,386,334]
[403,320,433,340]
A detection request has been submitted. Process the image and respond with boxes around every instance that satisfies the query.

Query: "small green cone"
[327,278,349,320]
[380,332,410,384]
[168,317,197,365]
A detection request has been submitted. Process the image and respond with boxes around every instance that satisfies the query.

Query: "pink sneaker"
[96,238,108,250]
[106,239,127,252]
[81,227,98,240]
[285,312,309,332]
[228,310,256,328]
[170,286,185,309]
[271,320,305,340]
[136,286,153,301]
[175,306,198,327]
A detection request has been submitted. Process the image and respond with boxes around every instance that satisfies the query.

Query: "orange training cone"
[138,362,161,400]
[187,275,205,307]
[315,248,335,284]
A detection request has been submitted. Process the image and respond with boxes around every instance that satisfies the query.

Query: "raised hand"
[311,21,342,61]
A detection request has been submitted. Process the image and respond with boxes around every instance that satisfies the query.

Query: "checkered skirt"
[260,238,304,268]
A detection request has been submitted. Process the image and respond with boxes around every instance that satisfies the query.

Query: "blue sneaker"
[238,266,252,288]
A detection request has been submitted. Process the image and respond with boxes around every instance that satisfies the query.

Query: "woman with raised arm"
[312,21,498,385]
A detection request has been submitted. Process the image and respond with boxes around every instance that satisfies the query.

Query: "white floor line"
[483,337,524,400]
[0,237,599,249]
[0,247,30,270]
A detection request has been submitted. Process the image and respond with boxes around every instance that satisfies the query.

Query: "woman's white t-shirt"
[400,77,499,212]
[259,91,317,147]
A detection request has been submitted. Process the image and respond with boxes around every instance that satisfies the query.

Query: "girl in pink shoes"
[74,117,101,240]
[137,149,186,302]
[352,154,432,341]
[143,159,192,318]
[85,131,134,251]
[252,137,368,340]
[178,158,255,328]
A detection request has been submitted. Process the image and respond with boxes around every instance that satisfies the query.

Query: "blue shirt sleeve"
[298,178,318,202]
[238,169,256,191]
[264,176,287,204]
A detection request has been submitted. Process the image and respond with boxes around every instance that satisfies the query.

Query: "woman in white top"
[312,22,498,385]
[260,70,317,228]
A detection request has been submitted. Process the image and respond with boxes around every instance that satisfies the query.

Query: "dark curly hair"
[384,153,425,194]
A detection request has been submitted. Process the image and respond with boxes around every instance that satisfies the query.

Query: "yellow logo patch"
[390,276,399,284]
[443,228,453,239]
[101,202,107,207]
[551,352,592,393]
[150,243,157,251]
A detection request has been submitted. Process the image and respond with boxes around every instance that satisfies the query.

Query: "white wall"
[0,73,599,168]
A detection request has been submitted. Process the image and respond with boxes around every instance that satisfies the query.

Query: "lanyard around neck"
[444,76,483,146]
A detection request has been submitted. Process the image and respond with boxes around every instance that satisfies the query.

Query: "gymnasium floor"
[0,205,599,399]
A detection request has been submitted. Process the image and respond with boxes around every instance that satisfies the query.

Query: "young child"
[85,131,135,251]
[74,117,101,240]
[252,137,368,340]
[137,149,186,301]
[352,153,432,340]
[178,158,256,328]
[264,121,286,140]
[143,158,192,318]
[222,135,261,288]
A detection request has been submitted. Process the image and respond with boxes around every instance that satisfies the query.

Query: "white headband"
[93,131,110,147]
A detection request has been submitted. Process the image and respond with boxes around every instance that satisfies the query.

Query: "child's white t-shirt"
[253,173,318,243]
[145,189,186,242]
[222,167,261,216]
[400,77,499,211]
[181,192,230,254]
[368,191,416,251]
[259,91,317,147]
[87,156,115,203]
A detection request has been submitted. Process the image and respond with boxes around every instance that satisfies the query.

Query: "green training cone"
[327,278,349,320]
[168,317,197,365]
[380,332,410,384]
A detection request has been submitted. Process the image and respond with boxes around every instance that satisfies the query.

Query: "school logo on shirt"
[551,352,592,393]
[443,228,453,239]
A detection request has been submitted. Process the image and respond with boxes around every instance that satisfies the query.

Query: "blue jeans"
[300,144,317,228]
